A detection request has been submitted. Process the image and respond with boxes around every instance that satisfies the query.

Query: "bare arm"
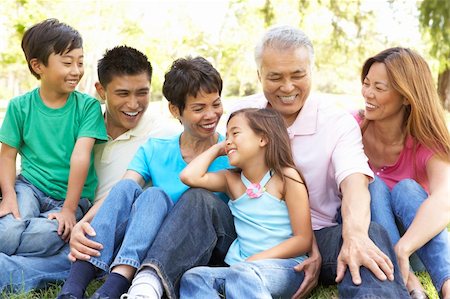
[68,169,145,261]
[179,141,228,194]
[47,137,96,241]
[0,143,20,219]
[336,173,394,284]
[248,168,312,261]
[395,156,450,282]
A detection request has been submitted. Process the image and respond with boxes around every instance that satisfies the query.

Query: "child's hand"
[216,140,227,156]
[48,207,76,242]
[0,194,21,219]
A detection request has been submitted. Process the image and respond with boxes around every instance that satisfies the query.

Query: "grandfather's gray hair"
[255,25,314,70]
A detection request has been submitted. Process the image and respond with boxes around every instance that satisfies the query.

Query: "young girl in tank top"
[179,108,312,299]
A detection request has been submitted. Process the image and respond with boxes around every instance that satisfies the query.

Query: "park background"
[0,0,449,118]
[0,0,449,298]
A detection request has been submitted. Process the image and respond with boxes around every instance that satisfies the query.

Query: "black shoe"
[89,292,111,299]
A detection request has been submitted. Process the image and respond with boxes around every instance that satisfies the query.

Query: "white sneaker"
[120,294,151,299]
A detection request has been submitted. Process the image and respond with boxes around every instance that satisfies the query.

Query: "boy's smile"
[36,48,84,107]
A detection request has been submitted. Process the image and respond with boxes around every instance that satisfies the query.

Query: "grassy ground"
[0,271,440,299]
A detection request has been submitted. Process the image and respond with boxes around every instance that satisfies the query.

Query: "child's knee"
[0,216,24,254]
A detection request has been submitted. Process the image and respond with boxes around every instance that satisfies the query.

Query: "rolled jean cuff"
[110,257,140,272]
[89,257,110,273]
[139,259,175,299]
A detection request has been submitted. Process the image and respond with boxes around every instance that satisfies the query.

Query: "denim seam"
[244,262,300,271]
[89,257,109,273]
[110,257,140,272]
[2,268,70,292]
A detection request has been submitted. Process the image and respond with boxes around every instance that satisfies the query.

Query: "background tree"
[419,0,450,110]
[0,0,443,112]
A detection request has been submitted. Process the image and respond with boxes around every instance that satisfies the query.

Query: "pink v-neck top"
[353,112,434,192]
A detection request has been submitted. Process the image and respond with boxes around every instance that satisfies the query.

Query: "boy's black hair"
[162,56,222,114]
[97,46,153,87]
[21,18,83,79]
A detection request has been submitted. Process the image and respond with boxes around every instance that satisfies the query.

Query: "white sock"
[127,267,164,299]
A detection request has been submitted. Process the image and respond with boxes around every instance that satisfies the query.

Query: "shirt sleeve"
[417,143,435,169]
[77,97,108,143]
[128,139,154,183]
[331,112,373,187]
[0,100,23,149]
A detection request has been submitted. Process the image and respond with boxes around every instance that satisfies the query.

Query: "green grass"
[0,272,439,299]
[0,280,103,299]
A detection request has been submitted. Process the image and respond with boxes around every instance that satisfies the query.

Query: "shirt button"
[376,172,380,175]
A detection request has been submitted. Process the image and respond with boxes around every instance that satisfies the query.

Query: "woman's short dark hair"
[162,56,222,114]
[21,18,83,79]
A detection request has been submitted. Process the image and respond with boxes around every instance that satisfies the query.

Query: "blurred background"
[0,0,449,119]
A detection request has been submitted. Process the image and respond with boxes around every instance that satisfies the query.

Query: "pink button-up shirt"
[230,93,373,230]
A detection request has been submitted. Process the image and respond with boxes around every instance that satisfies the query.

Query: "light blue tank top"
[224,170,307,265]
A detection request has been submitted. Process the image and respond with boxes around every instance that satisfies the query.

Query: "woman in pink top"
[358,47,450,299]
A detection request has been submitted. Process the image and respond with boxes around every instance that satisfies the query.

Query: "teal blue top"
[128,133,230,203]
[225,170,307,265]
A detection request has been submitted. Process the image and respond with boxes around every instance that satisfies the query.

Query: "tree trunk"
[438,68,450,111]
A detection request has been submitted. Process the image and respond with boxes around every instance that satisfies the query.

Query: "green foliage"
[260,0,275,27]
[0,0,440,103]
[419,0,450,72]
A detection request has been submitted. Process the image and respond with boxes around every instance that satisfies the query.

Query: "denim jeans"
[88,179,173,272]
[0,175,90,256]
[180,258,305,299]
[315,222,410,299]
[370,177,450,293]
[138,188,237,299]
[0,245,71,293]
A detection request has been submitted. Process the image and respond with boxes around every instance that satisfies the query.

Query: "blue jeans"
[0,245,71,293]
[0,175,90,256]
[370,177,450,293]
[315,222,410,298]
[180,258,305,299]
[88,179,173,272]
[139,188,237,299]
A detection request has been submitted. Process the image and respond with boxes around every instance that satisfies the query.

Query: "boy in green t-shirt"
[0,19,107,257]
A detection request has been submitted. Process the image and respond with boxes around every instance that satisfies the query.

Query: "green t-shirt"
[0,88,108,202]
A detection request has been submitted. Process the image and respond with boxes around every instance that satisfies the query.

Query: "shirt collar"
[287,95,319,137]
[105,110,151,141]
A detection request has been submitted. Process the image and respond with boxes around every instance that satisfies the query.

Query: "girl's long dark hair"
[228,108,307,192]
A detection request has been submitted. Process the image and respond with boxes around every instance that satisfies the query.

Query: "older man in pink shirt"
[230,25,410,298]
[106,27,411,299]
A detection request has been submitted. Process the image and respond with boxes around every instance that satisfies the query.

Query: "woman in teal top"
[179,108,312,299]
[58,56,230,299]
